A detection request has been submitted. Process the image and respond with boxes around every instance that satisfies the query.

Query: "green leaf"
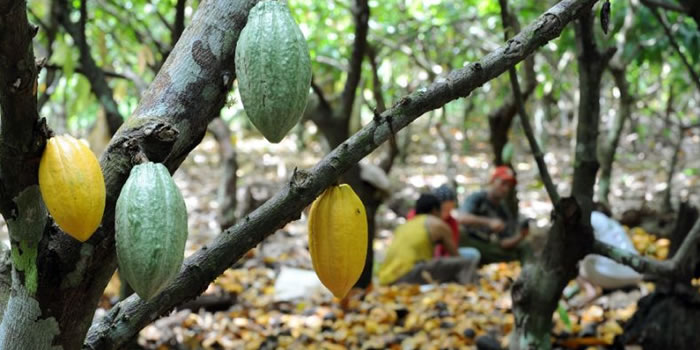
[683,168,698,176]
[557,302,573,331]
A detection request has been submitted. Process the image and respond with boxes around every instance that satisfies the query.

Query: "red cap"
[490,166,517,185]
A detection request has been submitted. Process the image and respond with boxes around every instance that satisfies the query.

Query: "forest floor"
[2,120,700,349]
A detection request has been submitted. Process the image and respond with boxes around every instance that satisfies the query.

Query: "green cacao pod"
[115,162,188,300]
[235,0,311,143]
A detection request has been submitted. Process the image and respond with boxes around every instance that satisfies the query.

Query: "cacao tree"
[0,1,603,348]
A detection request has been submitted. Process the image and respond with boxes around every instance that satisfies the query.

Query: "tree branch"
[642,0,688,13]
[571,7,615,210]
[339,0,369,121]
[30,2,61,110]
[56,0,124,135]
[498,0,560,205]
[367,44,398,173]
[172,0,187,45]
[84,0,600,347]
[43,64,130,80]
[592,239,676,275]
[645,4,700,93]
[310,79,332,112]
[592,217,700,280]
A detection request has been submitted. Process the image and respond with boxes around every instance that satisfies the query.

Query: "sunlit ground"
[1,119,698,348]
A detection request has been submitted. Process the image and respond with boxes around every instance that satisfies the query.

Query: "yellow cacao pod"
[38,135,106,241]
[308,184,368,298]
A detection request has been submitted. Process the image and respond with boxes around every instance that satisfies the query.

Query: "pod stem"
[132,149,150,165]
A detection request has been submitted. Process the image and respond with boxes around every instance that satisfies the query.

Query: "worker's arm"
[456,212,505,233]
[427,216,459,256]
[457,192,505,233]
[498,226,529,249]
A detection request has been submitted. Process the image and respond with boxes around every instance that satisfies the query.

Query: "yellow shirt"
[378,215,434,285]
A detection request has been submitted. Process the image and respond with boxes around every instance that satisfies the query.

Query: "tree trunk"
[209,118,238,229]
[510,198,593,350]
[662,126,683,213]
[617,289,700,349]
[510,7,610,349]
[619,203,700,348]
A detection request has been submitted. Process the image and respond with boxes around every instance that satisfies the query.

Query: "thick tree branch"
[84,1,600,348]
[499,0,560,205]
[55,0,124,135]
[592,218,700,280]
[592,239,676,275]
[339,0,369,121]
[645,4,700,93]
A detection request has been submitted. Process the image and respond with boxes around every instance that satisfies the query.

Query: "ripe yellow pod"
[308,184,368,298]
[39,135,106,241]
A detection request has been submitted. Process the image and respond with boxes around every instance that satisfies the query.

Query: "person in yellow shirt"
[378,193,480,285]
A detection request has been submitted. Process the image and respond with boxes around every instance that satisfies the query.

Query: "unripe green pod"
[235,0,312,143]
[115,162,188,300]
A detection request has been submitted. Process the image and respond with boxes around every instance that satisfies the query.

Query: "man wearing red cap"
[457,166,533,264]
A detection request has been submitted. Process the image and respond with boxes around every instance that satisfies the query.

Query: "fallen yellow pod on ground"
[308,184,368,298]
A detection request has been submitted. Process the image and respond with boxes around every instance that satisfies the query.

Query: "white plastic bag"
[273,266,329,301]
[579,211,642,289]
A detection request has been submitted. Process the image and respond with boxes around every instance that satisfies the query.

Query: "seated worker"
[407,184,480,260]
[378,193,480,285]
[457,166,533,264]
